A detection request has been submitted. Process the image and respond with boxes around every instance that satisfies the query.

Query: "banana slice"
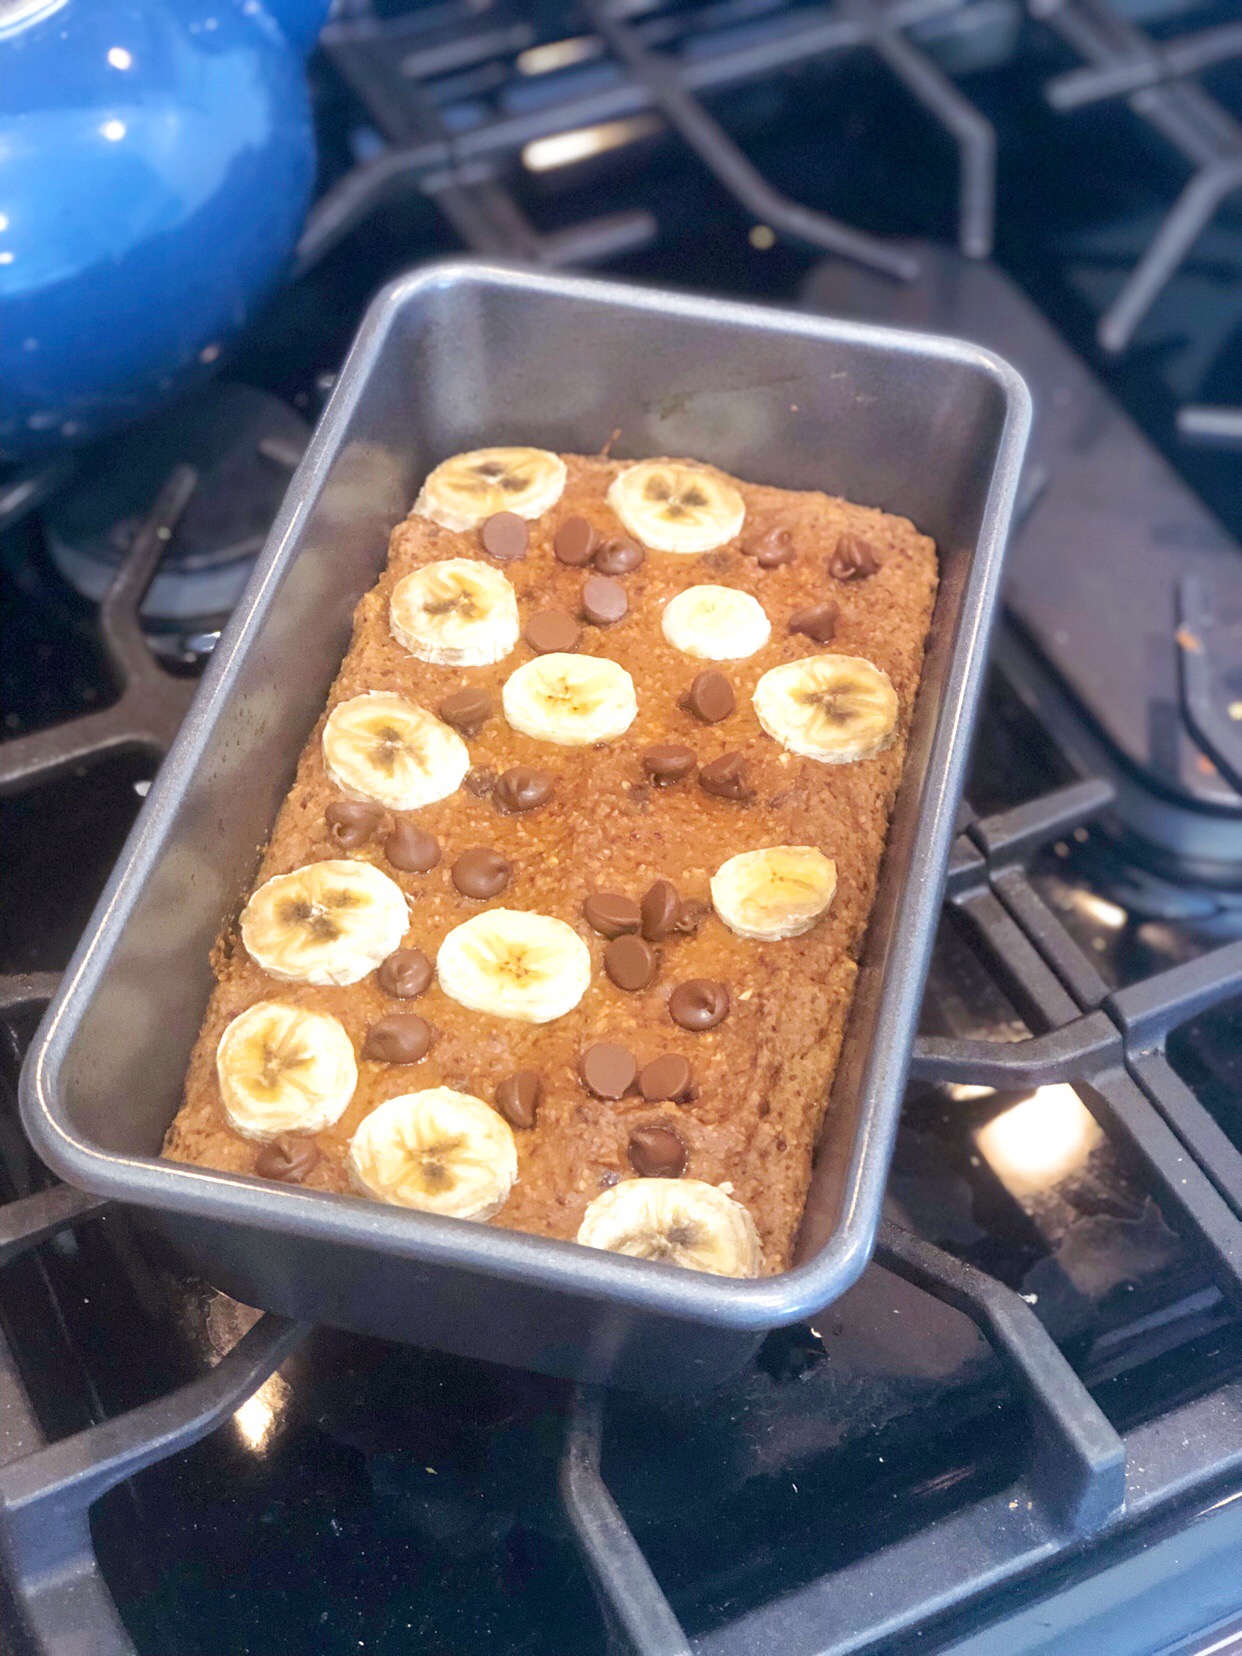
[502,653,637,746]
[217,1001,357,1141]
[414,447,567,532]
[753,653,898,763]
[711,846,837,940]
[348,1088,518,1219]
[577,1179,763,1277]
[661,585,770,660]
[241,860,409,986]
[323,692,469,811]
[437,908,591,1023]
[391,559,519,666]
[606,460,745,554]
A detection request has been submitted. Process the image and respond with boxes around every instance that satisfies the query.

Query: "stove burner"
[43,384,309,639]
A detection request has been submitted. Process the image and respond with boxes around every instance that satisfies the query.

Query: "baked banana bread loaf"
[164,448,937,1275]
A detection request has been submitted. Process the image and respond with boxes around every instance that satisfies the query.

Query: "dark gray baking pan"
[20,262,1030,1390]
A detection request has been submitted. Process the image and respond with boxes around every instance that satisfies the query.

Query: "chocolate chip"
[745,526,796,568]
[641,744,697,785]
[669,978,729,1031]
[325,799,384,851]
[581,574,628,626]
[584,892,642,938]
[255,1135,319,1184]
[480,511,528,561]
[524,608,580,654]
[464,766,497,797]
[438,686,493,738]
[789,600,839,644]
[628,1124,687,1178]
[362,1013,435,1064]
[674,899,709,936]
[605,935,657,992]
[385,822,441,873]
[638,1054,694,1103]
[594,538,643,576]
[377,947,433,999]
[553,517,598,566]
[828,532,880,580]
[580,1043,637,1100]
[495,1070,541,1129]
[494,766,553,814]
[680,669,735,724]
[699,752,754,802]
[641,879,681,942]
[452,847,511,899]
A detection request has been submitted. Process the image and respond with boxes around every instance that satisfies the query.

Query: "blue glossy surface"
[0,0,321,460]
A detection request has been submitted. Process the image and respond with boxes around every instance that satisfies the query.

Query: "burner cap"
[45,383,310,624]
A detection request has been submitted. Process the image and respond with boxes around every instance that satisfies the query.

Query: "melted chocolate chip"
[325,799,384,851]
[438,686,493,738]
[679,669,735,725]
[452,847,511,899]
[464,766,497,797]
[789,600,839,644]
[581,574,628,626]
[385,822,441,873]
[698,752,754,802]
[828,532,880,580]
[362,1013,435,1064]
[641,879,681,942]
[674,899,709,936]
[377,947,433,999]
[480,511,529,561]
[594,538,643,576]
[669,978,730,1031]
[641,744,697,785]
[553,517,598,567]
[495,1070,541,1129]
[638,1054,694,1103]
[494,766,553,814]
[524,608,580,655]
[628,1124,687,1178]
[605,934,657,992]
[255,1135,319,1184]
[745,526,796,568]
[584,892,642,938]
[580,1043,637,1100]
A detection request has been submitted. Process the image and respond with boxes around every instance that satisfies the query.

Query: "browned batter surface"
[165,453,937,1271]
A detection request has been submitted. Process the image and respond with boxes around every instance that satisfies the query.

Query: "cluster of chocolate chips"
[553,516,644,576]
[524,574,629,655]
[325,801,442,872]
[576,1045,694,1176]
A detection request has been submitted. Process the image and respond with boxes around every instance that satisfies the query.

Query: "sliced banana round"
[437,908,591,1023]
[711,846,837,941]
[661,585,771,660]
[323,691,469,811]
[606,459,745,554]
[217,1001,357,1141]
[391,558,519,666]
[348,1088,517,1219]
[577,1179,763,1277]
[240,860,409,986]
[753,653,898,763]
[414,447,567,532]
[502,653,637,746]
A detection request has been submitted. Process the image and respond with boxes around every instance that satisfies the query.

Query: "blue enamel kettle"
[0,0,331,462]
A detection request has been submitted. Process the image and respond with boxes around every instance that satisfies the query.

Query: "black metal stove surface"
[4,1,1242,1652]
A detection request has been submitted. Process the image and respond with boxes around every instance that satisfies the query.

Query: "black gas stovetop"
[3,1,1242,1653]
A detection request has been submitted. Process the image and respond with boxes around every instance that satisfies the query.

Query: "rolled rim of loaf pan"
[19,260,1032,1338]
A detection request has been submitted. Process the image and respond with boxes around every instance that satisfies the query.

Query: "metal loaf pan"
[21,263,1030,1390]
